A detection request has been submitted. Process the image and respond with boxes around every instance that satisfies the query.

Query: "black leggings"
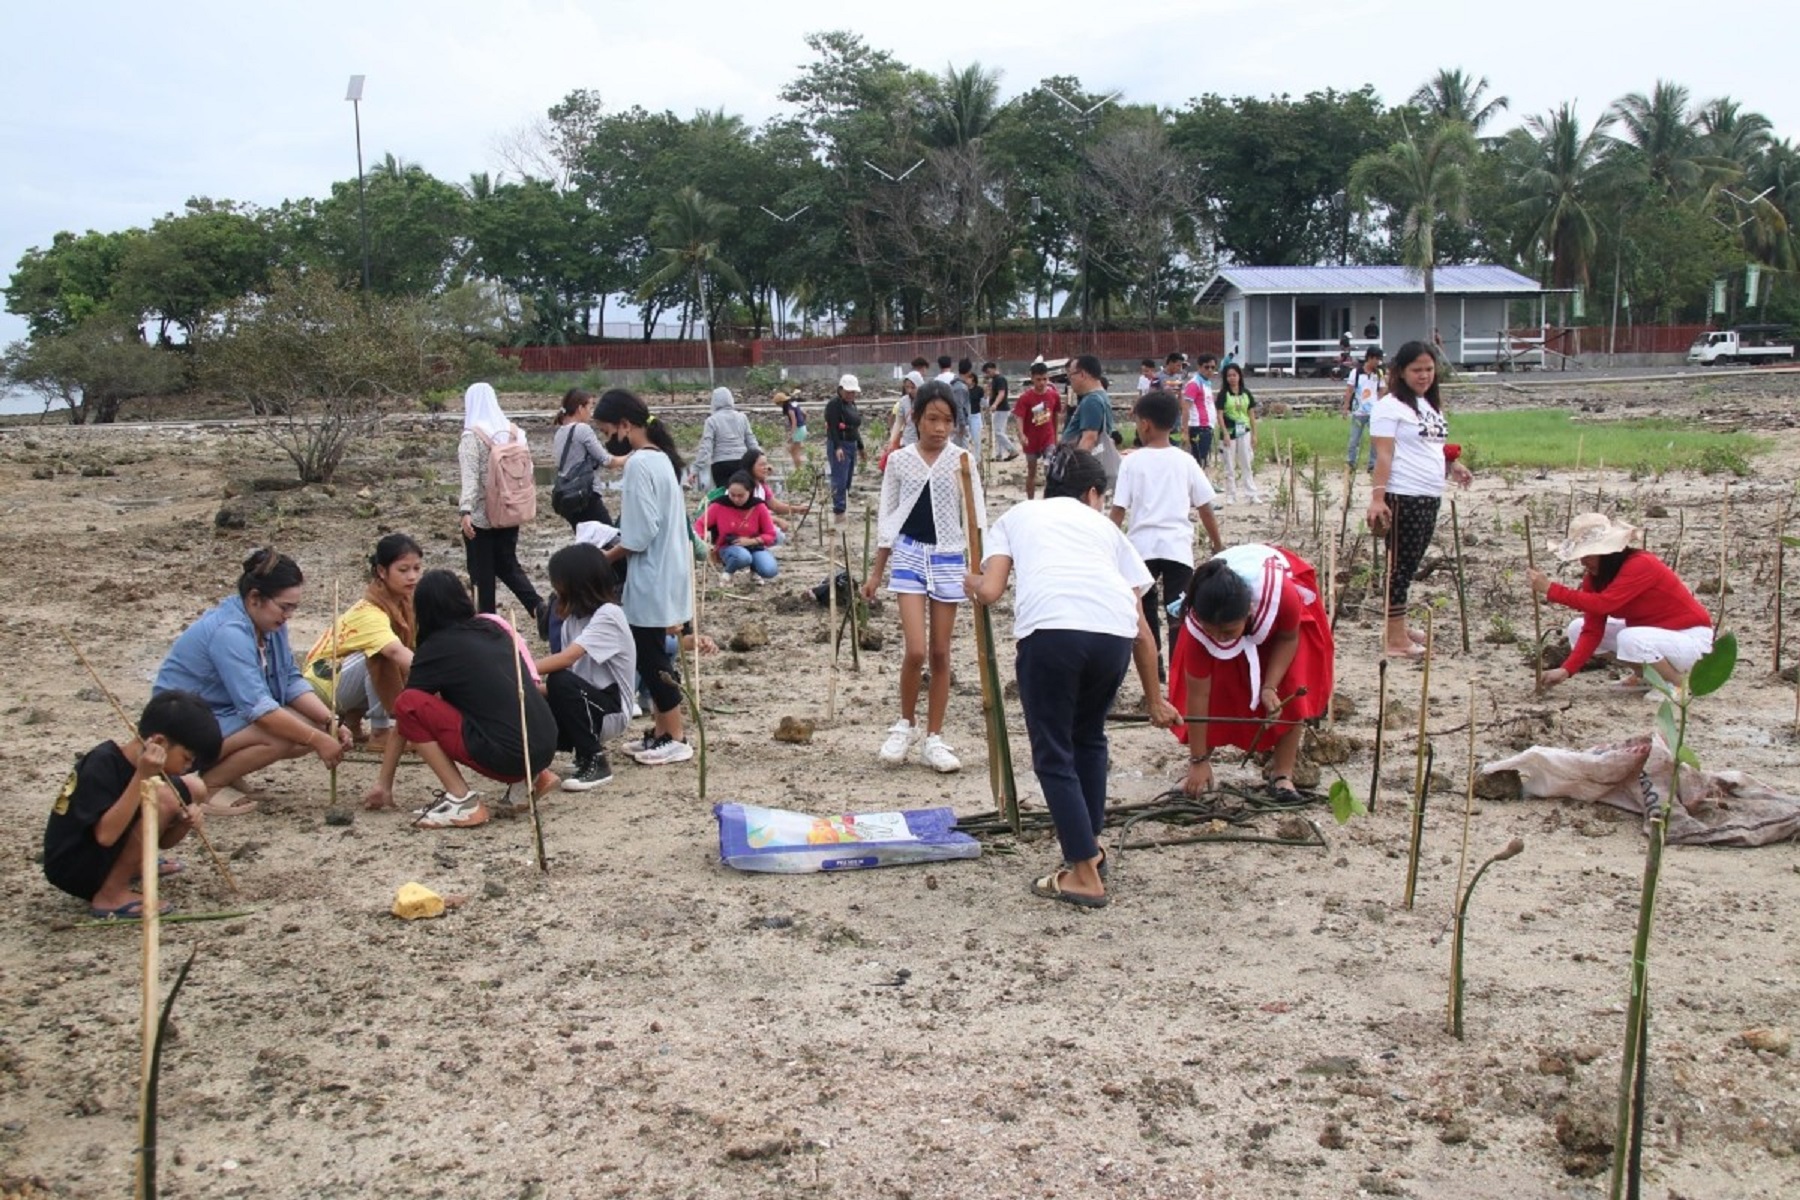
[630,623,683,714]
[561,490,614,533]
[1384,493,1441,618]
[545,670,622,760]
[1140,558,1194,666]
[464,525,543,617]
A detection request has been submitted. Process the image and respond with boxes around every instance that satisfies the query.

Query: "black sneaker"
[562,753,613,791]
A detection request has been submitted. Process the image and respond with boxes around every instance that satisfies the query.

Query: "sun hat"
[838,374,861,393]
[903,370,925,389]
[1554,513,1638,560]
[772,390,790,405]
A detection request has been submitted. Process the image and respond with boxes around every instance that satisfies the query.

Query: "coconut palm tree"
[927,63,1004,149]
[1410,69,1509,135]
[1506,104,1619,292]
[1350,120,1480,353]
[1610,81,1723,197]
[639,187,743,385]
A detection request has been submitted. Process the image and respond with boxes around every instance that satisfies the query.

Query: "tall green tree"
[4,229,137,339]
[926,63,1004,149]
[287,159,468,295]
[1505,104,1619,295]
[3,316,185,424]
[112,198,274,342]
[1411,68,1510,134]
[1350,120,1480,345]
[640,188,744,382]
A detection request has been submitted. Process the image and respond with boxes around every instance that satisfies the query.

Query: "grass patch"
[1257,409,1768,475]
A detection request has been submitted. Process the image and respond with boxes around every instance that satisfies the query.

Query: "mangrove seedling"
[1448,838,1525,1038]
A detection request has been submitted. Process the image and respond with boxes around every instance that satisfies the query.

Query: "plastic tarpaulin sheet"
[1483,733,1800,847]
[714,803,982,873]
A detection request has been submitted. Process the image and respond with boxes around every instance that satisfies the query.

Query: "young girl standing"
[862,381,984,773]
[536,544,637,789]
[1217,363,1261,504]
[592,389,694,766]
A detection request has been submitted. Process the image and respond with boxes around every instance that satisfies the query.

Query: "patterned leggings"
[1384,493,1440,618]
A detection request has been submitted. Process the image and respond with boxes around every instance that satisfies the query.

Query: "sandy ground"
[0,374,1796,1200]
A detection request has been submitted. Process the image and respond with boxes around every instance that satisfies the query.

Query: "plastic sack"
[714,803,981,873]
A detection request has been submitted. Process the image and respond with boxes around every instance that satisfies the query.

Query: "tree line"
[6,29,1797,422]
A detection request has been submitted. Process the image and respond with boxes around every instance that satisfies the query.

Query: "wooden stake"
[1454,682,1477,905]
[1671,507,1685,576]
[328,578,341,812]
[59,632,239,896]
[512,611,547,873]
[826,528,839,722]
[1370,658,1388,817]
[1450,498,1471,654]
[841,531,861,670]
[1714,482,1731,633]
[1403,607,1434,910]
[1776,511,1788,676]
[1525,512,1545,693]
[690,550,705,714]
[1575,432,1585,473]
[136,778,160,1200]
[1338,462,1355,547]
[958,453,1018,830]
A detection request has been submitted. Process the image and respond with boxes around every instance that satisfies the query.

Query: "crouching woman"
[393,570,559,828]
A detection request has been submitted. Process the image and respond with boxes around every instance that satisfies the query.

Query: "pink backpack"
[481,425,537,528]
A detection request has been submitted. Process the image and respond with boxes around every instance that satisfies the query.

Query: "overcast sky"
[2,0,1792,355]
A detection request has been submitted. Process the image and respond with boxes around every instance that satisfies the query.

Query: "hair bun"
[243,547,276,575]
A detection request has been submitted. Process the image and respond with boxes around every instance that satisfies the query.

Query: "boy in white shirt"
[1110,389,1225,678]
[1342,346,1384,473]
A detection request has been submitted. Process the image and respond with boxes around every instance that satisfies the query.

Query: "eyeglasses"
[264,597,301,616]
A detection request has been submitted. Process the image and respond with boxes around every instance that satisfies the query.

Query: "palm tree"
[1742,137,1799,271]
[1697,98,1773,171]
[927,63,1003,149]
[1350,121,1479,354]
[1410,68,1509,134]
[1506,104,1619,296]
[1610,81,1714,195]
[639,187,744,385]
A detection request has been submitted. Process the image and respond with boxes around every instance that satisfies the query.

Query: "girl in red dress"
[1168,543,1334,800]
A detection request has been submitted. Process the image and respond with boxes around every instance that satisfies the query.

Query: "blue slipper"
[89,899,173,920]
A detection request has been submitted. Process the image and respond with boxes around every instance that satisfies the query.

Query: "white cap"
[838,373,861,392]
[903,370,925,389]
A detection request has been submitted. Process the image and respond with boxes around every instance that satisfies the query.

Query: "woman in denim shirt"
[155,549,352,811]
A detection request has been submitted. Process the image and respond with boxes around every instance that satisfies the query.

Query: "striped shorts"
[889,534,966,603]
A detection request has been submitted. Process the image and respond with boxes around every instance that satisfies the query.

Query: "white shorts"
[1566,618,1714,672]
[889,535,966,603]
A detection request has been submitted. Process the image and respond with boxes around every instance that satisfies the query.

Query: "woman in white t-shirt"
[966,448,1180,909]
[1365,341,1472,659]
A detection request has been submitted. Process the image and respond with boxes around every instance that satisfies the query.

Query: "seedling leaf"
[1688,632,1737,697]
[1655,701,1680,752]
[1328,778,1366,824]
[1675,745,1700,769]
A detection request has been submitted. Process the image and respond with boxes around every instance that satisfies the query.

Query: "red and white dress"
[1168,543,1334,752]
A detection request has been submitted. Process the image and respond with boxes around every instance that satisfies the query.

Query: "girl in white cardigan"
[862,381,986,772]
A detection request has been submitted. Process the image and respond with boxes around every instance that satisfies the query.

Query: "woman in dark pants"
[1365,341,1472,659]
[965,448,1179,909]
[457,382,546,619]
[550,387,616,531]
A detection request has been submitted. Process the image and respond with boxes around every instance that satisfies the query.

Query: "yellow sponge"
[391,882,445,920]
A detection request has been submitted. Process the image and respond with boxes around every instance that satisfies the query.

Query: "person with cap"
[1529,514,1714,694]
[694,386,762,490]
[884,370,925,463]
[1342,346,1385,474]
[824,374,866,526]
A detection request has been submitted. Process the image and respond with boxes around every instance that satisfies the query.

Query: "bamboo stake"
[1450,498,1471,654]
[136,778,160,1200]
[690,548,705,713]
[1370,658,1388,817]
[1714,481,1731,633]
[59,632,239,896]
[328,578,341,812]
[1453,682,1477,910]
[511,610,547,873]
[1337,462,1355,547]
[1404,607,1434,910]
[959,453,1018,831]
[1776,511,1787,676]
[1324,525,1339,702]
[841,531,861,670]
[1525,512,1545,693]
[1310,453,1322,547]
[826,526,839,722]
[1575,432,1585,473]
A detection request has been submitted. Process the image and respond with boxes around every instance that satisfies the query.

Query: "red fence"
[1556,324,1709,356]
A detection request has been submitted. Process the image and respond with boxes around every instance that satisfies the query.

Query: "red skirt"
[1168,547,1334,752]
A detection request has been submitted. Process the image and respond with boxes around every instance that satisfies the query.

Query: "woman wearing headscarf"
[457,382,546,619]
[1168,543,1334,804]
[694,386,762,490]
[1529,513,1714,693]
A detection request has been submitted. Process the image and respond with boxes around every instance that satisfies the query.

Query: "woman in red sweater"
[703,471,780,585]
[1528,513,1714,693]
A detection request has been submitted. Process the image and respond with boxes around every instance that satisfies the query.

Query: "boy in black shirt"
[45,691,221,918]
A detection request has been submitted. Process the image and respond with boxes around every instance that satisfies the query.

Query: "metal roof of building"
[1198,264,1540,302]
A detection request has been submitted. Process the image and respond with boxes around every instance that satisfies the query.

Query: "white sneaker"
[720,571,733,587]
[634,736,694,766]
[878,719,916,764]
[413,791,488,829]
[921,734,962,773]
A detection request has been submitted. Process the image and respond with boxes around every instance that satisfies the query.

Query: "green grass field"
[1251,409,1767,477]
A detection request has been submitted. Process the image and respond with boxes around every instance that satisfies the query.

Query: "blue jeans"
[828,442,856,515]
[1346,415,1373,470]
[1015,628,1134,865]
[720,545,778,578]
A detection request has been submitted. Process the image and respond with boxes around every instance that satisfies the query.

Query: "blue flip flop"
[89,899,173,920]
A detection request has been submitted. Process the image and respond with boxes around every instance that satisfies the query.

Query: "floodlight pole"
[346,75,371,294]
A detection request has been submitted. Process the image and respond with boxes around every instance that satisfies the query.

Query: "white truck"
[1686,325,1795,366]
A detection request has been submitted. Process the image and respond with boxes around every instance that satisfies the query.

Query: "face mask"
[604,435,633,457]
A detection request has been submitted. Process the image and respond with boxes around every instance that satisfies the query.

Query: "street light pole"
[345,75,371,294]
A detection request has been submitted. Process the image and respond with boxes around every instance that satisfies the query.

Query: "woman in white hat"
[1528,513,1714,692]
